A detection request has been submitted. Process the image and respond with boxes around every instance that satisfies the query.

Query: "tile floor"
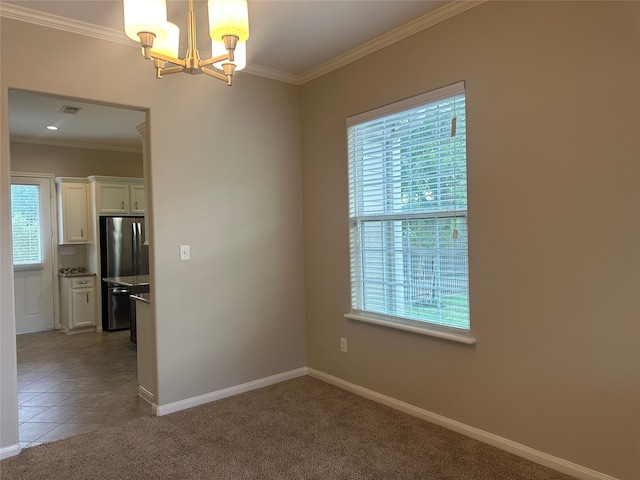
[17,329,151,449]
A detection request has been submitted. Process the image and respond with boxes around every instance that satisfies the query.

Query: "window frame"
[344,82,475,344]
[10,180,44,269]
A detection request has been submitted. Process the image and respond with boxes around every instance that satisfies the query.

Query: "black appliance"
[100,216,149,331]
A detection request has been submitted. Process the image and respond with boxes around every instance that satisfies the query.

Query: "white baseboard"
[307,368,619,480]
[59,325,96,335]
[0,443,21,460]
[138,385,154,405]
[155,367,307,417]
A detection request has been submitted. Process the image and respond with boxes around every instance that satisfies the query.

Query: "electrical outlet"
[340,337,348,353]
[179,245,190,261]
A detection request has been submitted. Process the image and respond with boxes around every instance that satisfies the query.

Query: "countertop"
[130,293,151,304]
[102,275,150,287]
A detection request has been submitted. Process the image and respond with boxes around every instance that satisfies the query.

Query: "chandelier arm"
[159,66,185,76]
[202,67,232,85]
[150,52,186,68]
[199,53,231,68]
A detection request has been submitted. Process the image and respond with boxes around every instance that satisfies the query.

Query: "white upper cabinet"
[56,178,91,244]
[97,183,129,214]
[91,177,145,215]
[130,184,146,214]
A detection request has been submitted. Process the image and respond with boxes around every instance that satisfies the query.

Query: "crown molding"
[1,1,485,86]
[0,3,138,47]
[242,64,301,86]
[298,0,486,84]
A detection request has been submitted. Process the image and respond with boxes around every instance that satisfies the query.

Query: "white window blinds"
[11,184,43,265]
[347,82,470,332]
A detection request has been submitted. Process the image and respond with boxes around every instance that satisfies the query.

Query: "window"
[346,82,471,339]
[11,183,43,266]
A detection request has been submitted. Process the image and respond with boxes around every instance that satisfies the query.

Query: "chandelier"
[124,0,249,86]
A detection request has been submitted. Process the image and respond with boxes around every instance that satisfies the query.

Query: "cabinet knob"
[121,201,125,209]
[86,293,89,303]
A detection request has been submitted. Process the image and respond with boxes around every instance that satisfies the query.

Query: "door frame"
[10,172,60,331]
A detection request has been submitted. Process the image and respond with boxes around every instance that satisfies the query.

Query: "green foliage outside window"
[348,86,470,332]
[11,184,42,265]
[398,99,468,327]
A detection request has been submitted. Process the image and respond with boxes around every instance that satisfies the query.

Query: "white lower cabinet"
[60,275,97,333]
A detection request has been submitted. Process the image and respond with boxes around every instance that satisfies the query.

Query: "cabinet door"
[62,183,90,243]
[71,288,96,328]
[130,185,145,214]
[98,184,129,213]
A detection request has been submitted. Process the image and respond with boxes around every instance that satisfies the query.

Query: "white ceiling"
[2,0,479,151]
[8,90,147,153]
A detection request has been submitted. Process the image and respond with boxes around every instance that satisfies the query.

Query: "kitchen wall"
[301,2,639,480]
[10,142,143,178]
[1,14,306,456]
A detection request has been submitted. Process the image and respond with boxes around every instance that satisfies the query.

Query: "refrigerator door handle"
[132,222,141,276]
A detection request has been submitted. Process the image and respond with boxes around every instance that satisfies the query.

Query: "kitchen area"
[55,175,155,405]
[8,90,157,439]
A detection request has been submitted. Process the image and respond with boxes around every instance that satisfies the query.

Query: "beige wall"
[301,2,639,479]
[1,14,306,450]
[10,142,143,178]
[2,2,639,479]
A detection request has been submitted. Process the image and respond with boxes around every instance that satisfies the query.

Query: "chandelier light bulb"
[124,0,168,42]
[208,0,249,43]
[150,21,180,58]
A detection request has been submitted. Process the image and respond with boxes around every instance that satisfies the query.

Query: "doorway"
[10,174,56,334]
[8,89,150,447]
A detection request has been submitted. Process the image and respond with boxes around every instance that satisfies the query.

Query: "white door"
[11,175,56,333]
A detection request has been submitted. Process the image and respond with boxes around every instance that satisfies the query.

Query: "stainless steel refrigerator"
[99,216,149,331]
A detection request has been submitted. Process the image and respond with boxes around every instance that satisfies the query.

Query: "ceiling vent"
[60,105,82,115]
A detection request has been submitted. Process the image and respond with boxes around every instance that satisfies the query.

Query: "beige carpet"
[1,376,574,479]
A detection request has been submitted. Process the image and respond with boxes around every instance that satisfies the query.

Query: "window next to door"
[345,82,474,344]
[11,183,43,267]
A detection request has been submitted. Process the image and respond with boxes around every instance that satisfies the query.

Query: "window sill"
[344,313,476,345]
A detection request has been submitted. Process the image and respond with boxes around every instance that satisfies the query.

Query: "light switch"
[179,245,190,261]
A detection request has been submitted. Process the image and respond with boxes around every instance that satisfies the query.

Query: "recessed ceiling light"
[46,125,59,130]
